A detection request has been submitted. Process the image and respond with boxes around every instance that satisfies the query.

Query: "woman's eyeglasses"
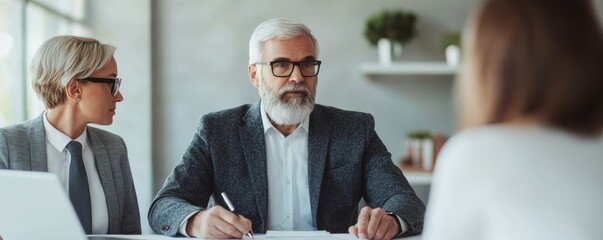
[76,77,122,97]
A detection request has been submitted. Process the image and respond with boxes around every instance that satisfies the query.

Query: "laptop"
[0,169,87,240]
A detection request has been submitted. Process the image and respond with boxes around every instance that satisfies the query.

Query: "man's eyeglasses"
[256,60,322,77]
[76,77,122,97]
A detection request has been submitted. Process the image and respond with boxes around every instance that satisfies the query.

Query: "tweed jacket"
[149,102,425,236]
[0,114,141,234]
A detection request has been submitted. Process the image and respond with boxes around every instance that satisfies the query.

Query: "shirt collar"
[260,102,309,135]
[43,111,88,152]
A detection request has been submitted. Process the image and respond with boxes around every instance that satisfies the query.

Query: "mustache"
[277,83,310,97]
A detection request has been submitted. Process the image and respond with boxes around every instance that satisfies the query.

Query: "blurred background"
[1,0,602,233]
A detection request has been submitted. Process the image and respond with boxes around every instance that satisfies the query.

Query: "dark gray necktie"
[66,141,92,234]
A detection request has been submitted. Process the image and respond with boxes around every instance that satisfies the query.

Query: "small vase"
[378,38,393,65]
[378,38,403,65]
[421,138,434,171]
[392,42,403,61]
[445,45,461,67]
[410,139,422,168]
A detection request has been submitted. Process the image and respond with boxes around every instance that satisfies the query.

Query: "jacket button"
[161,225,170,231]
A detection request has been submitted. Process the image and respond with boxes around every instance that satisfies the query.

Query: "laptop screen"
[0,170,87,240]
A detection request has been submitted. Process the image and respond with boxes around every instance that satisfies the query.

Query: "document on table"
[264,231,357,239]
[88,235,180,240]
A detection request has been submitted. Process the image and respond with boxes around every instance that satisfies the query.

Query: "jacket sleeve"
[0,130,8,169]
[361,115,425,236]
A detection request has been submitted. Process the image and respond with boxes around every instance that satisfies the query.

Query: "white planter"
[377,38,403,65]
[378,38,393,65]
[410,139,422,167]
[421,139,434,170]
[445,45,461,67]
[405,137,435,170]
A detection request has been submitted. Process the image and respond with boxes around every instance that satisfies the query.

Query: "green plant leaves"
[364,10,417,46]
[442,32,461,49]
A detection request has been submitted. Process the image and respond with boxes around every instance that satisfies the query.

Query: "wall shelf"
[360,62,458,77]
[399,165,433,185]
[404,171,433,185]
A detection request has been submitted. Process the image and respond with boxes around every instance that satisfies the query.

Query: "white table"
[90,233,422,239]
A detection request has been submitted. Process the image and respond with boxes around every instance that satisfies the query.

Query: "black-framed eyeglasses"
[256,60,322,77]
[76,77,122,97]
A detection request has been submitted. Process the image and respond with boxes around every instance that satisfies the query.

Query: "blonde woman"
[0,36,140,234]
[423,0,603,239]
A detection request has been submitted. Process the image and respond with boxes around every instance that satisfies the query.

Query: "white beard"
[259,79,316,125]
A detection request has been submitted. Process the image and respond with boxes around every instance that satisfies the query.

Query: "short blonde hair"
[30,35,116,109]
[459,0,603,136]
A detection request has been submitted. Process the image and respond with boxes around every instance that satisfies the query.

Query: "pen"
[221,192,254,239]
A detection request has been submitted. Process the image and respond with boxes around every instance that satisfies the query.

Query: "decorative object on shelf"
[400,130,448,171]
[377,39,402,66]
[364,10,417,65]
[442,32,461,67]
[403,130,431,169]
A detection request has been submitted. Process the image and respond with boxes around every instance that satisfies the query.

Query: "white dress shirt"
[178,105,315,236]
[261,105,314,231]
[43,112,109,234]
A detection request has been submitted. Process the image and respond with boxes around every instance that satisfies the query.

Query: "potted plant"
[442,32,461,67]
[403,130,432,170]
[364,10,417,65]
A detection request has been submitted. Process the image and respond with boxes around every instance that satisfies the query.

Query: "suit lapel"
[239,102,269,228]
[29,114,48,171]
[88,128,119,233]
[307,105,330,223]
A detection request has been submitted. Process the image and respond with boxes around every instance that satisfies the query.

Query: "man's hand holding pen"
[185,205,253,239]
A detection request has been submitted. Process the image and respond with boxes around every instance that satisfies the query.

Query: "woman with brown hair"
[423,0,603,239]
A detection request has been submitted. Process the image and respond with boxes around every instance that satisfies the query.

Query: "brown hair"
[459,0,603,136]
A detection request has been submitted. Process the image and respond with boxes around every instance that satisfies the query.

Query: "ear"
[64,80,82,102]
[248,64,260,89]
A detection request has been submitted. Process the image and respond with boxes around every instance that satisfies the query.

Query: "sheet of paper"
[265,230,330,239]
[88,235,180,240]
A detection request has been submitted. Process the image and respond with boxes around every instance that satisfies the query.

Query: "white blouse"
[423,124,603,240]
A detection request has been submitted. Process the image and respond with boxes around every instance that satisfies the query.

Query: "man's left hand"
[348,206,400,240]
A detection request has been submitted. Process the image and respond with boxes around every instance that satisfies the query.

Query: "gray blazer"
[149,102,425,236]
[0,114,141,234]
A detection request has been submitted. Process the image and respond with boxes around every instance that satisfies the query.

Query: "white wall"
[82,0,603,233]
[87,0,152,233]
[152,0,475,192]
